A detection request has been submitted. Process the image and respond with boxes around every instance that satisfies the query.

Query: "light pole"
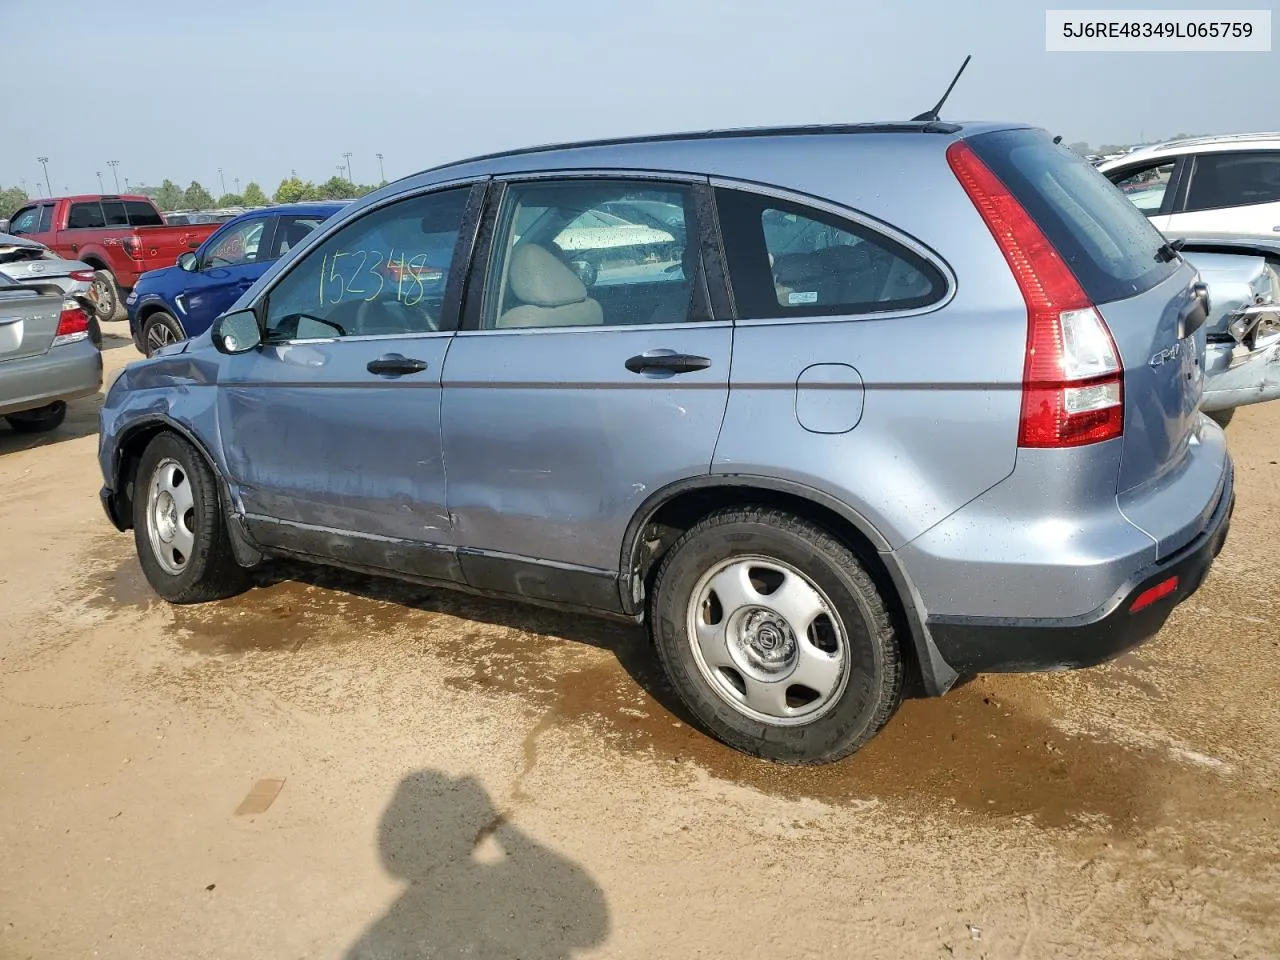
[376,152,385,183]
[342,152,353,184]
[124,177,131,191]
[107,160,120,192]
[96,171,104,192]
[218,167,226,196]
[234,177,240,195]
[37,156,51,196]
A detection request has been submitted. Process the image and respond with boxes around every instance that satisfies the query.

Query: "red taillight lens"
[69,269,95,282]
[1130,575,1178,613]
[52,300,90,346]
[121,237,142,259]
[946,141,1124,448]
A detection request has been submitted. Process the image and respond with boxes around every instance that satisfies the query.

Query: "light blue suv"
[98,122,1234,764]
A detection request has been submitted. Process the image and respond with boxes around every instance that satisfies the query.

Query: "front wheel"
[140,310,185,357]
[650,507,903,765]
[133,433,248,603]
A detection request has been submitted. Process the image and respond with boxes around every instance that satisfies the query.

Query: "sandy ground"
[2,325,1278,959]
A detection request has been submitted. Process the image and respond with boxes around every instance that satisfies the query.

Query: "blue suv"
[98,123,1233,764]
[125,202,346,355]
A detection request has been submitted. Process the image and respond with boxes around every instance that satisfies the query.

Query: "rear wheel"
[133,433,247,603]
[5,401,67,434]
[90,270,121,323]
[650,506,903,765]
[141,310,185,357]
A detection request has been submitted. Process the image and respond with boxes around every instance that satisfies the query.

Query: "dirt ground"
[2,325,1278,959]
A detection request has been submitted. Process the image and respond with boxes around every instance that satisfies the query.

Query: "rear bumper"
[927,458,1234,674]
[0,340,102,417]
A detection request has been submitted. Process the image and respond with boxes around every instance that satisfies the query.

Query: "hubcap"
[686,556,849,726]
[146,458,196,576]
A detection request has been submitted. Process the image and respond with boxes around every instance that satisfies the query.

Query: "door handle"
[367,354,428,377]
[625,351,712,375]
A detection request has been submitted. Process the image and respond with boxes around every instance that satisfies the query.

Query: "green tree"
[0,185,29,220]
[217,193,244,207]
[155,179,185,211]
[274,176,313,203]
[183,181,214,210]
[242,181,268,207]
[1067,141,1092,156]
[318,175,357,200]
[131,184,162,199]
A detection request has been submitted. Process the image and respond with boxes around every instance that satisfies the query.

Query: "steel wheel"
[686,555,850,725]
[145,321,177,354]
[145,457,196,576]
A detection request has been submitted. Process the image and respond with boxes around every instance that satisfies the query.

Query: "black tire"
[140,310,186,357]
[90,270,121,323]
[133,432,248,604]
[1208,408,1235,429]
[5,401,67,434]
[650,507,903,765]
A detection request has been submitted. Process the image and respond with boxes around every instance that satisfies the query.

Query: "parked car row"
[98,120,1234,764]
[5,194,220,323]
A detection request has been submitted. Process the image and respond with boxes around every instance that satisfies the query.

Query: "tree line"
[1,175,386,221]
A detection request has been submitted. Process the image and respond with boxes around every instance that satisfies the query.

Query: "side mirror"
[178,252,198,272]
[212,309,262,355]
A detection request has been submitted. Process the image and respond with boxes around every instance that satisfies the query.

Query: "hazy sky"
[5,0,1275,197]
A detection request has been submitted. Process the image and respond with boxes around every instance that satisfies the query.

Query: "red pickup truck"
[6,195,219,322]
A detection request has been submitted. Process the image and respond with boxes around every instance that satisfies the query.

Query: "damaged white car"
[1176,233,1280,426]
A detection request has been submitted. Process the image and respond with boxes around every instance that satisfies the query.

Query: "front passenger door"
[216,183,485,581]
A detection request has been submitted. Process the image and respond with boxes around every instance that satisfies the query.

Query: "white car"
[1098,133,1280,235]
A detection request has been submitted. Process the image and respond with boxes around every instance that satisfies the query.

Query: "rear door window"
[124,201,164,226]
[268,215,327,259]
[101,200,130,226]
[715,189,946,319]
[67,202,106,229]
[1184,151,1280,212]
[967,128,1178,304]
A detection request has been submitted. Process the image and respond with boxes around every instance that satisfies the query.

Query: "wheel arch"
[105,415,262,566]
[620,475,958,696]
[136,301,186,337]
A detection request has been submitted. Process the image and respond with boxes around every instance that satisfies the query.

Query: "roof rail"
[401,121,964,182]
[1154,131,1280,151]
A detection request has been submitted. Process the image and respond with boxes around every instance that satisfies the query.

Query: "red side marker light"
[1130,576,1178,613]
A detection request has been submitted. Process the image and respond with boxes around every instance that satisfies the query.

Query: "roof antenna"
[912,55,972,122]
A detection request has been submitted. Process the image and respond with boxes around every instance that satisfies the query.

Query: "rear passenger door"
[439,175,731,610]
[1164,150,1280,234]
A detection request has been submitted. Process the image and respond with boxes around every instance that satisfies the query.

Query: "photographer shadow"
[346,771,608,959]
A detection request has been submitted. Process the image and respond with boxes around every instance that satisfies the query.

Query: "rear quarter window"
[715,188,947,320]
[968,129,1178,304]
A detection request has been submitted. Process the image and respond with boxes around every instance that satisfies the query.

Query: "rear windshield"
[125,200,164,227]
[967,128,1178,304]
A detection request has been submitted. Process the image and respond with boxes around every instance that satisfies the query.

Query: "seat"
[496,243,603,328]
[645,244,699,325]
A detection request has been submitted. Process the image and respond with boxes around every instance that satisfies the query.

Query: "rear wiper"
[1156,237,1185,262]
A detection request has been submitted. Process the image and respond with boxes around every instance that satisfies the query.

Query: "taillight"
[121,237,143,259]
[52,300,90,346]
[69,269,95,282]
[947,141,1124,448]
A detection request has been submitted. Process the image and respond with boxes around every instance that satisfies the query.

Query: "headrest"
[508,243,587,307]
